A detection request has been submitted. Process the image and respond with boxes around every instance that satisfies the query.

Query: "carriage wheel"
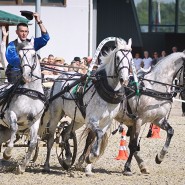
[55,122,77,170]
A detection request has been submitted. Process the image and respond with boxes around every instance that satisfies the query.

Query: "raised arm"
[0,26,9,69]
[33,12,47,33]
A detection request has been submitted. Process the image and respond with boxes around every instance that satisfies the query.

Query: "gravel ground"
[0,101,185,185]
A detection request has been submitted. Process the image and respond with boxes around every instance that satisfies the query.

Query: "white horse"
[0,39,45,174]
[78,51,185,176]
[40,38,132,174]
[114,51,185,175]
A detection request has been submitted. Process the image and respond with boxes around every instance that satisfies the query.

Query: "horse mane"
[97,39,131,71]
[153,52,185,71]
[17,40,33,52]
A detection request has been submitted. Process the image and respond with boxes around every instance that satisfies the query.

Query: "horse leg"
[155,118,174,164]
[43,108,64,172]
[3,112,18,160]
[86,119,104,163]
[17,119,40,174]
[84,132,108,176]
[123,119,142,176]
[60,123,75,167]
[126,126,149,174]
[76,130,95,169]
[134,151,149,174]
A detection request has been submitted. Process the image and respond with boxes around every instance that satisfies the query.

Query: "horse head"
[114,38,132,86]
[18,38,38,83]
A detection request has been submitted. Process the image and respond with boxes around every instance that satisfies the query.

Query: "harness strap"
[15,88,47,104]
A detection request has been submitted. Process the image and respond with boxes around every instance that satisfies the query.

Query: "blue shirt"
[5,32,50,71]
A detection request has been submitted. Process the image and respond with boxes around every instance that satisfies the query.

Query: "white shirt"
[133,58,142,71]
[143,57,152,70]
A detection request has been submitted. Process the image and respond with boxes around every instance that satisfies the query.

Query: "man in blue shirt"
[5,12,50,83]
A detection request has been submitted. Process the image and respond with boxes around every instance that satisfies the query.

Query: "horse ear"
[115,38,125,48]
[128,38,132,48]
[115,38,119,48]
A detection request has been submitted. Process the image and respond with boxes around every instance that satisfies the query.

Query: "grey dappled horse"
[0,39,45,174]
[114,51,185,175]
[80,51,185,176]
[40,38,132,174]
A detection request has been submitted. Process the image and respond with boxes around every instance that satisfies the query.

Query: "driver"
[5,12,50,83]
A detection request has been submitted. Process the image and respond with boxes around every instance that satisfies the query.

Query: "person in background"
[68,61,76,72]
[41,57,48,64]
[54,57,65,75]
[151,51,160,67]
[5,12,50,83]
[78,59,88,74]
[142,51,152,70]
[0,26,8,70]
[133,52,142,71]
[63,63,69,72]
[47,54,55,65]
[73,57,81,72]
[172,46,177,53]
[0,26,9,82]
[159,50,167,60]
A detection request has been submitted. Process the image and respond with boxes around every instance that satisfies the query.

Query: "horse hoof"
[42,165,51,173]
[140,168,150,174]
[123,171,132,176]
[61,159,72,171]
[155,154,162,164]
[42,168,51,173]
[16,165,24,174]
[85,172,94,177]
[78,155,85,164]
[85,156,92,164]
[139,162,150,174]
[3,152,11,160]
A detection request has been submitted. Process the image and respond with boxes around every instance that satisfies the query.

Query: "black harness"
[94,69,125,104]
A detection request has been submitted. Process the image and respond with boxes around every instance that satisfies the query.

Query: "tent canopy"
[0,10,29,26]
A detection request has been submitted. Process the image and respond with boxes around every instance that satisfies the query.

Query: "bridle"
[114,49,131,76]
[19,48,38,80]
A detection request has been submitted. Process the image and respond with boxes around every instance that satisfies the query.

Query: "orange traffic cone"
[115,129,128,160]
[151,124,160,138]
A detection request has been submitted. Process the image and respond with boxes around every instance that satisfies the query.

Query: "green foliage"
[135,0,185,33]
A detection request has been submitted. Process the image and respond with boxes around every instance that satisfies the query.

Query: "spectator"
[137,61,145,77]
[78,60,88,74]
[47,54,55,65]
[133,53,142,71]
[152,51,160,66]
[5,12,50,83]
[73,57,81,72]
[41,57,48,64]
[142,51,152,70]
[63,63,69,72]
[68,61,76,72]
[172,46,177,53]
[0,26,9,82]
[159,50,167,60]
[0,26,8,70]
[54,57,65,75]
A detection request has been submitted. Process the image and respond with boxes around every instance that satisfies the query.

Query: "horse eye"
[116,56,120,61]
